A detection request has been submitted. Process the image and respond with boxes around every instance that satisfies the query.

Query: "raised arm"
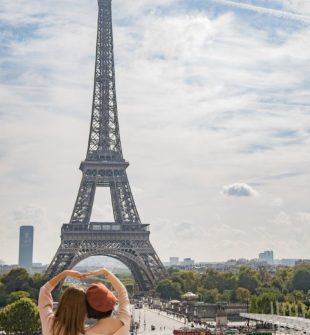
[49,270,82,289]
[38,270,82,333]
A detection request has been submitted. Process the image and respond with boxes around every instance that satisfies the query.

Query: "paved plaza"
[133,307,187,335]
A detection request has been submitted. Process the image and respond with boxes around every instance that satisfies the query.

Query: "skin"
[48,270,84,287]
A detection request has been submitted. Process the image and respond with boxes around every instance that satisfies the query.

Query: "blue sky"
[0,0,310,265]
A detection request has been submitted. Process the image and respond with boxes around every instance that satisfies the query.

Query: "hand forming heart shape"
[64,268,108,280]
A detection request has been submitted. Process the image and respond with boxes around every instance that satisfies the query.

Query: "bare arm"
[47,270,82,289]
[38,270,82,333]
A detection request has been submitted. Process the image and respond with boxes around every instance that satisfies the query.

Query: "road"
[132,307,187,335]
[131,308,306,335]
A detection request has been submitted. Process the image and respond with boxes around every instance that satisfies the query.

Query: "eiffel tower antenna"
[46,0,166,290]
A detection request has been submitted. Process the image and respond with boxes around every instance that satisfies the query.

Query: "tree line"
[1,264,310,333]
[156,263,310,317]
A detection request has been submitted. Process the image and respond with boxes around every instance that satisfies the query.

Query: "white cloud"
[222,183,259,197]
[174,221,198,239]
[280,0,310,16]
[270,198,284,207]
[272,211,292,226]
[12,205,45,225]
[210,0,310,23]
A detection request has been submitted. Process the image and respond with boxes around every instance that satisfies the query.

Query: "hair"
[86,299,113,320]
[52,286,86,335]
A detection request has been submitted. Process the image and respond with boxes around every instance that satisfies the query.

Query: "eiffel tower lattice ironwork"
[46,0,165,290]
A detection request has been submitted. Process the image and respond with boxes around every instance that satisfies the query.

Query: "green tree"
[0,297,41,334]
[230,289,238,303]
[30,272,45,289]
[236,287,251,302]
[291,267,310,292]
[201,269,220,290]
[156,279,182,300]
[169,271,199,293]
[7,290,30,304]
[205,288,220,303]
[217,272,237,292]
[197,287,207,301]
[200,270,237,292]
[237,267,260,293]
[250,295,258,313]
[272,267,293,293]
[180,271,199,292]
[29,272,46,299]
[221,289,233,303]
[255,292,278,314]
[281,301,290,316]
[1,268,31,293]
[292,290,304,301]
[0,282,7,307]
[258,268,272,288]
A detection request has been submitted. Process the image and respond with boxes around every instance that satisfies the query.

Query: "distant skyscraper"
[18,226,34,268]
[183,258,195,266]
[258,250,274,264]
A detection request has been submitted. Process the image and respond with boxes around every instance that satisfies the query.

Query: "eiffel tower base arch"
[46,223,165,291]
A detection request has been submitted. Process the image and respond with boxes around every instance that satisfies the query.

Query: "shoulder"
[86,318,124,335]
[85,323,97,332]
[112,322,130,335]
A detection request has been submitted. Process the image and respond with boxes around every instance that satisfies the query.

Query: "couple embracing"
[38,268,130,335]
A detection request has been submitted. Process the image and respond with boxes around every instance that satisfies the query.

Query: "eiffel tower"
[46,0,165,291]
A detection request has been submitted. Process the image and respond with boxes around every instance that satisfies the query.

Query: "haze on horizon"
[0,0,309,266]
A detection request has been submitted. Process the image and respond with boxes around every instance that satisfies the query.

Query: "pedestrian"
[38,270,86,335]
[84,268,131,335]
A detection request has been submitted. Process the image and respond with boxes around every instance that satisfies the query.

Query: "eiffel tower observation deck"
[46,0,166,291]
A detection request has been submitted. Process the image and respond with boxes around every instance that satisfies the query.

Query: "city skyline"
[0,0,310,265]
[1,245,305,267]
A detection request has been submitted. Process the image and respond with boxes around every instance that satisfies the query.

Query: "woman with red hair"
[84,268,131,335]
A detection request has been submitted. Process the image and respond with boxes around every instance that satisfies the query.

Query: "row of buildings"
[166,252,304,271]
[149,297,248,324]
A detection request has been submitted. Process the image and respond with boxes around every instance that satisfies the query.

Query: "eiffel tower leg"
[115,254,158,291]
[45,245,75,278]
[70,179,96,224]
[110,173,141,223]
[142,252,166,280]
[123,258,154,291]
